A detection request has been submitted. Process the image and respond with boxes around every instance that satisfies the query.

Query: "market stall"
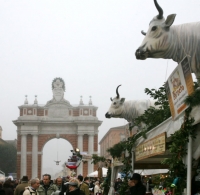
[87,167,108,178]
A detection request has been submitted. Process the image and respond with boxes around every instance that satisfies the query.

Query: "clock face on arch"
[28,110,32,114]
[84,110,88,115]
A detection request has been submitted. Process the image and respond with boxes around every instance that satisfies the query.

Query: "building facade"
[99,125,127,159]
[13,78,102,179]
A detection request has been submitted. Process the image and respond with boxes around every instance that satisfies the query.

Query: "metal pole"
[108,158,115,195]
[186,136,192,195]
[132,150,134,174]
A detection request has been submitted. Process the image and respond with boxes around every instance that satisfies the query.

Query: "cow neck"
[122,101,138,123]
[169,23,200,66]
[160,26,180,62]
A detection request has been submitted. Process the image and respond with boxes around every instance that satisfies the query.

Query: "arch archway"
[14,78,102,179]
[42,138,73,179]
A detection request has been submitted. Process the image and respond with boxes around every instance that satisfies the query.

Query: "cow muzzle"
[105,112,112,118]
[135,48,148,60]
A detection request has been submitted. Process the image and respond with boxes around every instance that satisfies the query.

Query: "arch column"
[88,134,94,173]
[32,134,38,178]
[77,134,83,175]
[21,134,27,177]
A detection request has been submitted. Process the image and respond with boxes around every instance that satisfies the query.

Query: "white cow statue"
[105,85,157,126]
[135,0,200,83]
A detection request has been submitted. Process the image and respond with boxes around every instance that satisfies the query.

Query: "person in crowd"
[96,179,101,185]
[77,176,89,195]
[94,181,101,195]
[0,181,3,189]
[83,177,90,186]
[2,180,13,195]
[141,176,146,189]
[65,177,70,183]
[23,178,40,195]
[114,178,122,194]
[13,180,19,191]
[66,178,80,195]
[89,180,94,195]
[55,178,63,191]
[128,173,146,195]
[37,174,57,195]
[14,176,29,195]
[54,177,67,195]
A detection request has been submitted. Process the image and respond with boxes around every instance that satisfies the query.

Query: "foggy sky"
[0,0,199,176]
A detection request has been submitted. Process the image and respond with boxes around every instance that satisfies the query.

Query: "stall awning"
[87,168,108,177]
[134,169,169,176]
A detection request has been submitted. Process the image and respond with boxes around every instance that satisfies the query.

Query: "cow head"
[105,85,125,119]
[135,0,176,60]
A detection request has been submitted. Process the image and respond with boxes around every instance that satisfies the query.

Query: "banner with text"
[165,56,194,120]
[135,132,166,161]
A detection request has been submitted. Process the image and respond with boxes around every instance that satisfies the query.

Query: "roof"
[5,140,17,148]
[0,138,8,145]
[99,125,127,144]
[0,139,17,148]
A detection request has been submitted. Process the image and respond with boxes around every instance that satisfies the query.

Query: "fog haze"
[0,0,199,176]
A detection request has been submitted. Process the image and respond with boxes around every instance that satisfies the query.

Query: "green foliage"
[107,83,172,194]
[102,167,111,195]
[106,82,200,195]
[91,155,111,195]
[0,141,17,175]
[107,142,125,158]
[119,156,132,195]
[184,83,200,108]
[134,84,171,131]
[91,154,106,164]
[161,85,199,195]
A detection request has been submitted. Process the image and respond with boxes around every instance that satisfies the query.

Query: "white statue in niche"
[46,77,70,105]
[53,78,64,101]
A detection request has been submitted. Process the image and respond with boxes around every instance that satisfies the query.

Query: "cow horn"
[154,0,163,19]
[141,30,146,36]
[110,97,113,101]
[116,85,121,99]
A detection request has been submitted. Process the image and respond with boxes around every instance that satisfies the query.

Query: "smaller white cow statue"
[105,85,157,126]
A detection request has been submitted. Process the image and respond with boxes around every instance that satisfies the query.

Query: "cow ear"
[165,14,176,27]
[120,98,125,104]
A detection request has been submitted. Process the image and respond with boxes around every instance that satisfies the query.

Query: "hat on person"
[68,182,78,186]
[68,178,79,187]
[130,173,141,181]
[21,176,29,181]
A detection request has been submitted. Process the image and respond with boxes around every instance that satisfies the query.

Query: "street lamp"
[55,160,61,165]
[66,148,82,171]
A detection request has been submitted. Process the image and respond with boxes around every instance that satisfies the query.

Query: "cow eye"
[151,26,157,31]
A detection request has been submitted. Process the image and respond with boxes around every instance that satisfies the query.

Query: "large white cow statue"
[135,0,200,83]
[105,85,157,126]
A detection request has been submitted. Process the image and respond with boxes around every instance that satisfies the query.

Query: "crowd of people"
[0,174,105,195]
[0,173,146,195]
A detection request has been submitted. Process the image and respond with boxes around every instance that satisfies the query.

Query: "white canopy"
[87,168,168,178]
[134,169,169,176]
[87,168,108,177]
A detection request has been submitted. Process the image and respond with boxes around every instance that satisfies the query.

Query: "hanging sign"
[113,158,123,167]
[65,162,79,170]
[135,132,166,161]
[165,56,194,120]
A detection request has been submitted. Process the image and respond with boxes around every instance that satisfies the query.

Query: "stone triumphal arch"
[13,78,102,179]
